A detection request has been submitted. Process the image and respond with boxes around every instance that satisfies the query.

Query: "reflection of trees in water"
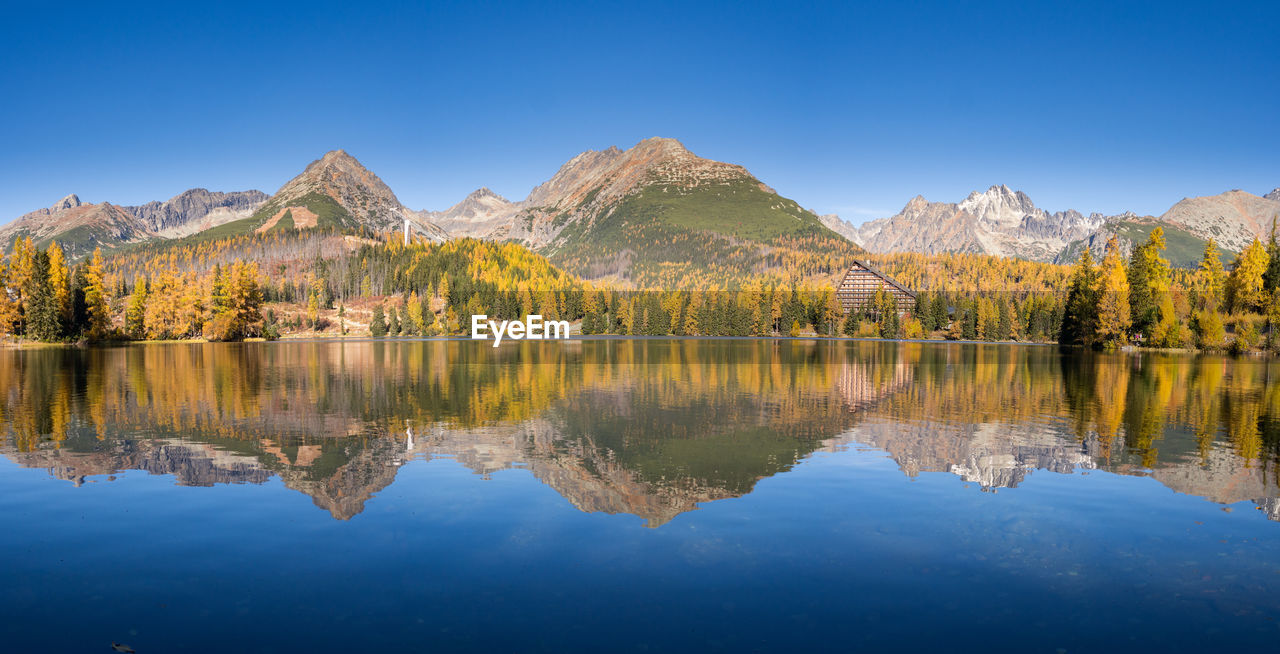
[1,341,1279,523]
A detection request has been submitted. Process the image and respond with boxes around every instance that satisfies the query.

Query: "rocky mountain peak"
[53,194,82,211]
[1265,188,1280,202]
[958,184,1038,220]
[302,149,366,176]
[631,136,691,157]
[467,187,507,202]
[903,195,931,212]
[857,185,1109,261]
[260,149,446,242]
[320,148,352,162]
[123,188,268,237]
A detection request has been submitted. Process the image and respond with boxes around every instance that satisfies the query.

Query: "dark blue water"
[1,340,1277,652]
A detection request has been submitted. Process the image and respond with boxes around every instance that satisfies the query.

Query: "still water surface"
[2,339,1279,652]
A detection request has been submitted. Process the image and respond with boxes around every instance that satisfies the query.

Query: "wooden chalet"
[835,260,916,317]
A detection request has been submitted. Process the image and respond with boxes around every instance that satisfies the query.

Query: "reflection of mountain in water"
[1,341,1278,523]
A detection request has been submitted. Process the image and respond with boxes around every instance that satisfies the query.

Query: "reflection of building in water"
[835,361,914,412]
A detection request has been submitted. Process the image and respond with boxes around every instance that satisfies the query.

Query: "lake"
[1,339,1278,652]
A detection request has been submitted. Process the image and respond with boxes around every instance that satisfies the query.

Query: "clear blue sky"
[1,0,1276,225]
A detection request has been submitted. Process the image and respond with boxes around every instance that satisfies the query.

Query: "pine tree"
[996,297,1012,340]
[437,275,451,308]
[125,275,148,338]
[1128,228,1171,337]
[407,291,423,334]
[1061,247,1100,345]
[209,264,229,315]
[46,241,71,327]
[1192,309,1225,350]
[25,250,60,341]
[84,248,110,340]
[1095,236,1131,347]
[8,237,35,334]
[446,306,460,333]
[914,292,931,330]
[1197,240,1225,311]
[842,305,860,336]
[370,304,387,337]
[0,261,18,335]
[231,262,263,338]
[398,294,414,335]
[770,291,783,334]
[1268,288,1280,351]
[307,288,320,330]
[423,307,439,335]
[824,290,843,336]
[1226,237,1269,314]
[388,306,401,336]
[930,294,948,333]
[1264,216,1280,292]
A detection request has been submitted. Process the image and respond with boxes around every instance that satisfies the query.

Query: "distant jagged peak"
[466,187,510,203]
[964,183,1016,199]
[53,193,83,211]
[319,148,355,163]
[959,184,1037,214]
[299,148,369,176]
[1264,188,1279,202]
[901,194,933,212]
[171,187,212,199]
[432,187,515,220]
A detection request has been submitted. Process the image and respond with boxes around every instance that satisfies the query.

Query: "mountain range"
[421,137,854,281]
[2,139,1275,272]
[846,185,1280,267]
[850,184,1108,261]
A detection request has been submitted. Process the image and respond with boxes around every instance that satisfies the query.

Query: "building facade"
[835,260,916,317]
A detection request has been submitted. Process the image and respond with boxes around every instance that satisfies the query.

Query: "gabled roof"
[841,260,917,299]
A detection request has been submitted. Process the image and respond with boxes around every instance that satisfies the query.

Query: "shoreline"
[0,333,1242,353]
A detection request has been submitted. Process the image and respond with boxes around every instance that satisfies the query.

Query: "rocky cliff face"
[854,185,1106,261]
[254,150,447,242]
[1155,189,1280,252]
[124,188,268,237]
[0,193,155,257]
[818,213,862,244]
[419,187,514,237]
[852,184,1280,264]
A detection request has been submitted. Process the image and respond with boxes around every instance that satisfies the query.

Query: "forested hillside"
[5,213,1280,355]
